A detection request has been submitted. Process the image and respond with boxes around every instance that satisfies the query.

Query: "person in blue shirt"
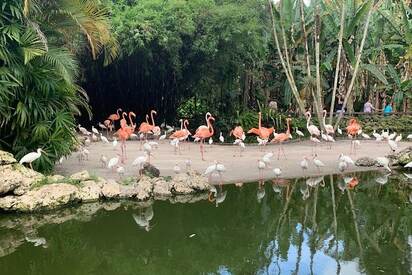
[383,102,393,116]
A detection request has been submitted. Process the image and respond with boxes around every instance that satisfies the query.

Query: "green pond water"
[0,171,411,275]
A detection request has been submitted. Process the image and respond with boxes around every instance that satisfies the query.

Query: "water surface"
[0,171,411,275]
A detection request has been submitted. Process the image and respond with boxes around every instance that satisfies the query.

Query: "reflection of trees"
[0,172,409,274]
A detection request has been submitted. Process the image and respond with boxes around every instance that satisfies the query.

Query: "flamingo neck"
[184,120,189,130]
[286,120,291,134]
[151,111,156,126]
[207,118,214,135]
[180,120,183,130]
[322,111,326,125]
[306,114,311,128]
[258,112,262,129]
[145,115,149,123]
[117,109,121,117]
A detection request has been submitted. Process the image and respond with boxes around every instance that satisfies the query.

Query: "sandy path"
[55,138,411,183]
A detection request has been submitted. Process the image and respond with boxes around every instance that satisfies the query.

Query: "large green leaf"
[345,0,372,38]
[362,64,388,85]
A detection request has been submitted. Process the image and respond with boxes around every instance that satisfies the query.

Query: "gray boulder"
[355,157,377,167]
[140,163,160,178]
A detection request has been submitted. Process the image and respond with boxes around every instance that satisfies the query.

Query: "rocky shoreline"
[0,151,213,212]
[1,146,411,212]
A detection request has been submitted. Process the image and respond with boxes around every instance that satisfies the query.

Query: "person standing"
[384,102,393,116]
[363,99,375,113]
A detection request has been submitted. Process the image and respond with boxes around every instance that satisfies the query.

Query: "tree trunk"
[314,1,325,129]
[268,0,306,115]
[329,1,346,123]
[334,3,374,129]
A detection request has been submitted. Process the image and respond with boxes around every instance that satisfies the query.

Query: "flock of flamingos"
[18,107,412,185]
[64,108,412,181]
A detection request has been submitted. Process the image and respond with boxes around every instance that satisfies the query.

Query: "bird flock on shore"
[19,108,412,188]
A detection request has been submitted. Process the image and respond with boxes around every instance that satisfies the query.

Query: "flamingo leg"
[281,145,287,160]
[200,140,205,161]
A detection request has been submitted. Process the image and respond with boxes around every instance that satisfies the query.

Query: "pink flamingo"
[271,118,291,159]
[247,112,274,149]
[193,114,215,161]
[108,108,122,130]
[138,110,157,140]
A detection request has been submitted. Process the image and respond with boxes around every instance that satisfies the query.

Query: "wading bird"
[271,118,291,159]
[193,113,215,161]
[305,111,321,154]
[139,110,157,141]
[346,118,361,155]
[19,148,44,169]
[108,108,123,129]
[312,154,325,172]
[247,112,274,146]
[300,156,309,174]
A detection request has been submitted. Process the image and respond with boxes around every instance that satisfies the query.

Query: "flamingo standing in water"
[247,112,274,149]
[271,118,292,159]
[305,111,321,154]
[138,110,157,141]
[193,113,215,160]
[346,118,361,155]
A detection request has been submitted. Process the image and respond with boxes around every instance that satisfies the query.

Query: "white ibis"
[107,155,119,170]
[388,132,397,140]
[388,140,398,152]
[395,134,402,142]
[313,155,325,171]
[78,124,91,135]
[92,126,99,135]
[19,148,44,169]
[300,156,309,173]
[100,134,109,144]
[159,131,167,140]
[98,122,107,131]
[100,155,108,167]
[337,126,343,135]
[295,127,304,137]
[219,132,224,143]
[338,154,355,165]
[112,138,118,148]
[376,157,391,172]
[273,168,282,178]
[405,161,412,168]
[407,134,412,139]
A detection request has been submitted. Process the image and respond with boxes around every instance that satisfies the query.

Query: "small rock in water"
[189,234,196,238]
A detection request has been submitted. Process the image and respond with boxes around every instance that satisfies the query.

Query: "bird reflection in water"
[25,236,48,248]
[305,176,324,188]
[375,172,390,185]
[208,185,227,207]
[257,180,265,203]
[132,205,154,232]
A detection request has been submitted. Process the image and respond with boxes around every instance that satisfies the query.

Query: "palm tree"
[0,0,117,171]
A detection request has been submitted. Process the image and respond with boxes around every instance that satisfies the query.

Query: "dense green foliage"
[83,0,410,130]
[0,0,116,172]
